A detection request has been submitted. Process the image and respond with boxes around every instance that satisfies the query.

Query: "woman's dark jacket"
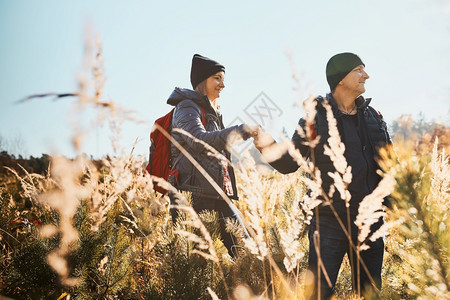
[270,94,392,218]
[167,87,250,200]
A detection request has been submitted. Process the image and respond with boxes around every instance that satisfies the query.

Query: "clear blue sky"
[1,0,449,158]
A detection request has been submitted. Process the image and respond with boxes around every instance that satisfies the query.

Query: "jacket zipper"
[358,111,371,192]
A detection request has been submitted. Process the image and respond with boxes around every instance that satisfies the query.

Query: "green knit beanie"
[326,53,364,91]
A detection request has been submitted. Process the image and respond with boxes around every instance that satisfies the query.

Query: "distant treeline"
[0,152,105,177]
[0,151,51,176]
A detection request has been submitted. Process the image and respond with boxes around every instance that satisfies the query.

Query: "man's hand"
[253,127,275,152]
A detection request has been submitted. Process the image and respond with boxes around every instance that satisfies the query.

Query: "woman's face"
[205,71,225,101]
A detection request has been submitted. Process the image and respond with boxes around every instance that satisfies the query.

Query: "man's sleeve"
[268,118,311,174]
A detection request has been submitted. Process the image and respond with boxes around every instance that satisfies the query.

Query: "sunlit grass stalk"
[153,122,295,293]
[281,98,384,296]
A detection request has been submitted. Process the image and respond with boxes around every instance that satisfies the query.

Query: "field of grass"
[0,34,449,300]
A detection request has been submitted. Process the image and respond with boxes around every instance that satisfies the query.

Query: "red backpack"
[146,105,206,194]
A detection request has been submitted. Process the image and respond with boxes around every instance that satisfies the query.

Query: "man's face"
[339,65,370,95]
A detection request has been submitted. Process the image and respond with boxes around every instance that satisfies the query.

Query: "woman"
[167,54,255,258]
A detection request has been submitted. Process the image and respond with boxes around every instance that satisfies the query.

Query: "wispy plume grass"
[354,167,396,250]
[38,156,93,286]
[2,31,449,300]
[380,137,450,299]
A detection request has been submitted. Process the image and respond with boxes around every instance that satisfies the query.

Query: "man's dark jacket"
[167,87,250,200]
[270,94,391,218]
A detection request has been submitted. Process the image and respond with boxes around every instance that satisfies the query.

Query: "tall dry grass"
[0,32,449,300]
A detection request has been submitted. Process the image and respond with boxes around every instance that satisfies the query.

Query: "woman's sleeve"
[173,100,250,153]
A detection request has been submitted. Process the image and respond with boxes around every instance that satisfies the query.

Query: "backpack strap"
[200,106,206,127]
[173,102,206,127]
[315,96,324,128]
[367,106,384,124]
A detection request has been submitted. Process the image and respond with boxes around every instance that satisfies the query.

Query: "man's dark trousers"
[308,215,384,299]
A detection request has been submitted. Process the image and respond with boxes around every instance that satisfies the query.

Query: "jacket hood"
[167,87,211,108]
[355,95,372,110]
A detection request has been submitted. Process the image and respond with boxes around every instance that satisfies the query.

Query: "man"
[254,53,391,298]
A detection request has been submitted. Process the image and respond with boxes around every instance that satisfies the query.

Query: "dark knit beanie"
[326,53,365,91]
[190,54,225,89]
